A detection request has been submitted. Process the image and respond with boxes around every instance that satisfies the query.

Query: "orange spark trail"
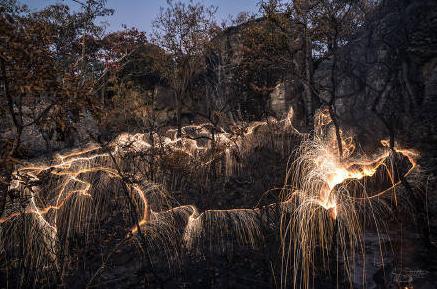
[0,106,420,289]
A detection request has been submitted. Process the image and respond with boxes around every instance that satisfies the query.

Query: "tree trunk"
[176,92,182,137]
[328,30,343,160]
[0,57,21,220]
[303,29,314,127]
[1,57,22,158]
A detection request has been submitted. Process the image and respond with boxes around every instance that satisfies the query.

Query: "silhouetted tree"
[152,0,218,136]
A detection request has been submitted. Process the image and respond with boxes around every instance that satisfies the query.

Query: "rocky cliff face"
[314,0,437,132]
[201,17,300,121]
[244,1,437,139]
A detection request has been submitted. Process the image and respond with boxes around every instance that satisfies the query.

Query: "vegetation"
[0,0,436,288]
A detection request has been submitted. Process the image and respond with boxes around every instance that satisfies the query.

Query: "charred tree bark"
[1,57,22,159]
[176,91,182,137]
[302,25,314,128]
[0,57,21,217]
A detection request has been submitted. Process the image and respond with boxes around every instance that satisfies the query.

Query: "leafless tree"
[152,0,218,136]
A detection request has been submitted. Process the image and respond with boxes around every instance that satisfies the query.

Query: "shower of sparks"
[279,108,418,289]
[0,106,418,288]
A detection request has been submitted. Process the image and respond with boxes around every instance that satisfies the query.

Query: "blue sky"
[22,0,260,33]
